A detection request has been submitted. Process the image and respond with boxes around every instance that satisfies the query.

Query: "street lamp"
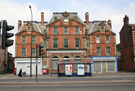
[29,5,33,77]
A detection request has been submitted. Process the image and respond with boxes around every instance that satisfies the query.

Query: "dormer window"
[85,29,88,35]
[100,26,105,32]
[54,17,57,21]
[28,26,31,32]
[74,16,77,20]
[64,16,68,23]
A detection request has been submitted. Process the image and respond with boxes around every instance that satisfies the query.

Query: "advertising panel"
[65,64,72,75]
[77,64,84,75]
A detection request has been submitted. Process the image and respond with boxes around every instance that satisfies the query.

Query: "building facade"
[120,15,135,71]
[15,11,117,75]
[15,12,46,75]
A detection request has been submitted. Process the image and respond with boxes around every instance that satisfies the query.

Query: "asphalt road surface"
[0,83,135,91]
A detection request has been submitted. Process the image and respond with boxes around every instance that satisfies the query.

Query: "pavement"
[0,72,135,85]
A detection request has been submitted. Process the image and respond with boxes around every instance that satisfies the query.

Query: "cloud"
[1,0,135,56]
[0,0,51,56]
[58,0,135,44]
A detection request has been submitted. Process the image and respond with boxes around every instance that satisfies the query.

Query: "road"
[0,83,135,91]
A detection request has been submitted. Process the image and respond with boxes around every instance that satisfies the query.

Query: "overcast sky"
[0,0,135,56]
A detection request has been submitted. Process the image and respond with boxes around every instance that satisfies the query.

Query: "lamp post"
[29,5,33,77]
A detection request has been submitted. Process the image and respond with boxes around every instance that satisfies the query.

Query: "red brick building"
[120,15,135,71]
[85,15,117,73]
[15,11,117,75]
[15,12,46,75]
[45,12,90,73]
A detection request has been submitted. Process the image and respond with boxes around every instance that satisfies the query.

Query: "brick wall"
[91,32,116,56]
[120,24,135,71]
[16,32,43,57]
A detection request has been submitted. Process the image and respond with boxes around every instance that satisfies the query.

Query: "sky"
[0,0,135,56]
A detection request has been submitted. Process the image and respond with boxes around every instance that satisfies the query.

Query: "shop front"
[91,56,117,73]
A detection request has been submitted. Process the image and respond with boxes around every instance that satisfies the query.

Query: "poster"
[77,64,85,75]
[65,64,72,75]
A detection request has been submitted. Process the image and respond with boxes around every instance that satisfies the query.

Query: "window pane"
[75,38,80,48]
[97,47,101,56]
[94,62,101,73]
[53,39,58,48]
[63,56,70,63]
[21,48,26,57]
[64,16,68,23]
[106,47,111,56]
[32,48,36,57]
[53,27,57,35]
[32,36,36,44]
[52,56,59,70]
[102,62,106,72]
[22,36,26,44]
[101,26,104,32]
[96,36,100,43]
[28,27,31,32]
[106,35,110,43]
[44,40,46,48]
[85,29,88,34]
[75,27,79,34]
[64,27,68,34]
[107,62,115,72]
[64,39,69,48]
[87,39,89,48]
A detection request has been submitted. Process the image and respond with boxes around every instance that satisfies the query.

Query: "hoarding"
[77,64,84,75]
[65,64,72,75]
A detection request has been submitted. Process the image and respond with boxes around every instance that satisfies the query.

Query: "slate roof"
[48,12,84,25]
[85,21,115,34]
[16,21,47,35]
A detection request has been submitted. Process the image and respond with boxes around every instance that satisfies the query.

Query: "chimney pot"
[18,20,22,31]
[85,12,89,24]
[124,15,129,25]
[108,20,112,29]
[41,12,44,26]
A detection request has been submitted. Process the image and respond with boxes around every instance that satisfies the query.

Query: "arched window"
[52,56,59,70]
[74,56,81,72]
[74,56,81,63]
[63,56,70,63]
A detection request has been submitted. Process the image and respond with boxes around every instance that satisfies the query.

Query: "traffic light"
[39,44,45,56]
[1,20,14,49]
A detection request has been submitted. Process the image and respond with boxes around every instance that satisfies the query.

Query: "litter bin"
[42,69,48,74]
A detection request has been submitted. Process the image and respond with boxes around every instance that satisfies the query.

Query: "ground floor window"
[63,56,70,63]
[74,56,81,72]
[93,61,115,73]
[52,56,59,70]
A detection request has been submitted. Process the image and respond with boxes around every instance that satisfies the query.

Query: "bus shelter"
[57,63,92,77]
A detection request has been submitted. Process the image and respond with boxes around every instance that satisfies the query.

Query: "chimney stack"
[108,20,112,29]
[124,15,129,25]
[18,20,22,31]
[41,12,44,26]
[85,12,89,24]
